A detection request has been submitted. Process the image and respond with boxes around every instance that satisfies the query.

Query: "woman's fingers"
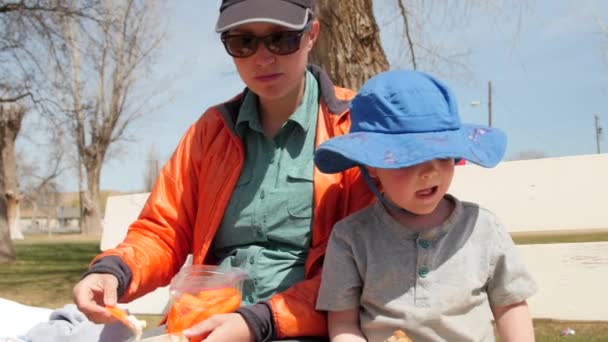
[73,273,119,323]
[182,313,254,342]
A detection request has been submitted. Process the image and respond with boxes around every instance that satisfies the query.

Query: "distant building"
[20,206,81,233]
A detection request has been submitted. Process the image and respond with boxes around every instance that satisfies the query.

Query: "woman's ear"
[307,20,320,50]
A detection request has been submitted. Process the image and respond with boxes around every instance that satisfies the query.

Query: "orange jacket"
[93,67,374,338]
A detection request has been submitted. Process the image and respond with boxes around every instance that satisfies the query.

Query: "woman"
[73,0,374,341]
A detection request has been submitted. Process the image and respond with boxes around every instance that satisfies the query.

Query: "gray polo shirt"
[316,195,537,342]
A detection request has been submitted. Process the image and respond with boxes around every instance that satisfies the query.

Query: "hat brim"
[216,0,310,33]
[314,124,507,173]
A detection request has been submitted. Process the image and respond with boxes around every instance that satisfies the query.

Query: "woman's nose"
[254,43,275,66]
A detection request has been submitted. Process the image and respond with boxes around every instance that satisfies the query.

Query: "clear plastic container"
[166,265,247,334]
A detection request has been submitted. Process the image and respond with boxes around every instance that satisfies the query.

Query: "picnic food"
[166,287,242,334]
[105,306,147,341]
[165,265,246,341]
[384,329,413,342]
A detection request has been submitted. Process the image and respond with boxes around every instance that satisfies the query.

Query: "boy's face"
[370,159,455,215]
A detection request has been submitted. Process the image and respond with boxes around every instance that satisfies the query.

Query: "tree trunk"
[310,0,390,90]
[0,103,25,261]
[0,191,14,262]
[82,162,102,235]
[58,2,165,236]
[7,191,23,239]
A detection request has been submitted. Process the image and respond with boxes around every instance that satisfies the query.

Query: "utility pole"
[595,114,602,154]
[470,80,493,126]
[488,81,493,127]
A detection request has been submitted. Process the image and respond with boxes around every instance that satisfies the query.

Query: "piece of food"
[166,287,242,334]
[384,329,413,342]
[106,305,147,340]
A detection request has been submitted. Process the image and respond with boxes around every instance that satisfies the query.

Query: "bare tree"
[1,1,99,104]
[143,145,160,192]
[55,0,165,234]
[310,0,389,89]
[0,183,11,261]
[0,1,99,261]
[0,102,24,260]
[387,0,525,78]
[0,99,65,244]
[0,102,25,244]
[311,0,525,89]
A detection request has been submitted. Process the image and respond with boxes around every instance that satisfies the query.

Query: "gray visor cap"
[216,0,314,33]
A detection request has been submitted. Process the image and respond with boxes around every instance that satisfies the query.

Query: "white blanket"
[0,298,52,337]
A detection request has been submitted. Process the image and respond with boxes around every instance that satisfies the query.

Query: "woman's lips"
[255,73,282,82]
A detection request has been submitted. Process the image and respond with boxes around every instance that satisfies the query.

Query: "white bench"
[517,242,607,321]
[102,193,169,315]
[101,154,608,319]
[450,153,608,233]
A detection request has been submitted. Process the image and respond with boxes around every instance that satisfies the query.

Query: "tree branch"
[0,92,31,103]
[397,0,417,70]
[0,1,98,22]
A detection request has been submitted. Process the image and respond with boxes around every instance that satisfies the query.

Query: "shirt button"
[260,191,265,199]
[418,266,429,278]
[418,239,430,249]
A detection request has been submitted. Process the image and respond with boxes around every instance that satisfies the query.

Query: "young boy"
[314,70,537,342]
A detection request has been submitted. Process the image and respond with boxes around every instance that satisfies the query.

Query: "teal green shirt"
[212,71,319,305]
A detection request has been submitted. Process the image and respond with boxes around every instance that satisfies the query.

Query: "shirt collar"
[236,89,262,137]
[373,194,463,241]
[235,70,318,137]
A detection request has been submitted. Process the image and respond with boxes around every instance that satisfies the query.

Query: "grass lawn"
[1,237,98,308]
[512,229,608,245]
[1,233,607,339]
[1,235,163,329]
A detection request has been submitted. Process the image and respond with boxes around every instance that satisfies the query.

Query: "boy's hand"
[182,313,255,342]
[73,273,119,323]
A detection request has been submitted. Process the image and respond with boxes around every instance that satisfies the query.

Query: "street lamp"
[470,81,493,127]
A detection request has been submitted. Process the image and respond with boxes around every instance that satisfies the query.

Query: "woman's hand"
[182,313,255,342]
[72,273,119,323]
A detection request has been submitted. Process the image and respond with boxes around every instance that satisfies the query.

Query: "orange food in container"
[165,265,247,336]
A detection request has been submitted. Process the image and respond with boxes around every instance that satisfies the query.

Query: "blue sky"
[44,0,608,192]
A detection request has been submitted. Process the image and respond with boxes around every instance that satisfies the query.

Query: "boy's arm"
[491,301,535,342]
[328,308,366,342]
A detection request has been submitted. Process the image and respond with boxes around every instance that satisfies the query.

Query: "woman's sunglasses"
[221,21,312,58]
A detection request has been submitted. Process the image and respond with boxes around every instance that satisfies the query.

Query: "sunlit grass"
[512,230,608,245]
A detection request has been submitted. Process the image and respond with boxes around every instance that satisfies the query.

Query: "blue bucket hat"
[314,70,507,174]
